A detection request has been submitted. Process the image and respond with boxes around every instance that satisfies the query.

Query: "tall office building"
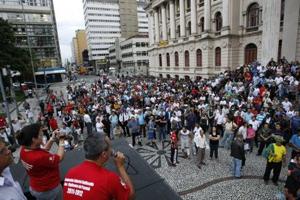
[145,0,300,78]
[0,0,61,67]
[82,0,148,70]
[71,29,88,66]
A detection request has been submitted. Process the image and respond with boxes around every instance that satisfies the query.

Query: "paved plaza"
[10,77,288,200]
[130,139,286,200]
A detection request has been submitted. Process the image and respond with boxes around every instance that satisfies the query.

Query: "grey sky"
[53,0,85,64]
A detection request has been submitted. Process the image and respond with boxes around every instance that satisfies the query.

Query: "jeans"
[85,122,93,136]
[30,184,62,200]
[232,158,242,177]
[157,126,166,141]
[220,131,234,149]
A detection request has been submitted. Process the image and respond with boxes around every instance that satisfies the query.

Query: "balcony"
[245,26,259,32]
[215,31,221,36]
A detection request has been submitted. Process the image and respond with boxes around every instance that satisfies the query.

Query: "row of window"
[86,7,119,11]
[12,24,54,36]
[87,13,119,17]
[90,42,114,46]
[2,0,49,7]
[89,25,120,28]
[159,47,221,67]
[92,53,109,57]
[122,52,133,58]
[92,48,110,51]
[88,19,120,23]
[155,2,265,36]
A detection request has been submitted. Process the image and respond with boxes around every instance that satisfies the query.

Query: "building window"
[215,47,221,66]
[166,53,170,67]
[278,40,282,61]
[247,3,260,29]
[175,52,179,67]
[199,17,204,32]
[185,51,189,67]
[159,54,162,67]
[196,49,202,67]
[215,12,222,33]
[186,0,191,11]
[280,0,285,29]
[199,0,204,7]
[187,21,191,36]
[177,25,180,37]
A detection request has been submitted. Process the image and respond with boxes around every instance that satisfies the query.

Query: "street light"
[20,0,37,90]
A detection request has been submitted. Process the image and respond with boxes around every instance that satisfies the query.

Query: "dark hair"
[16,123,41,146]
[83,133,109,160]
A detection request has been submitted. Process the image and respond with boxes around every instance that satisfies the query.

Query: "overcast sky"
[53,0,85,64]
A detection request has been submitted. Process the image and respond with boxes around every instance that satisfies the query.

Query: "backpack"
[262,143,274,159]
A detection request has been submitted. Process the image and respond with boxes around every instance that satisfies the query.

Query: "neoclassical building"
[145,0,300,78]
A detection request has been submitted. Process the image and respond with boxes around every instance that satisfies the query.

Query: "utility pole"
[7,65,19,116]
[0,69,12,131]
[20,0,37,90]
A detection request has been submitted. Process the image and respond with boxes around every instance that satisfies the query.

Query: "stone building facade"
[145,0,300,79]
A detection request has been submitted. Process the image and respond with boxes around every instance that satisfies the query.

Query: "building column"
[148,12,154,45]
[222,0,230,30]
[169,0,176,39]
[179,0,185,37]
[261,0,281,66]
[204,0,211,32]
[282,0,300,61]
[161,4,167,41]
[190,0,197,35]
[154,9,160,43]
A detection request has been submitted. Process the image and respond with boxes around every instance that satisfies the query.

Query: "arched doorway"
[244,43,257,64]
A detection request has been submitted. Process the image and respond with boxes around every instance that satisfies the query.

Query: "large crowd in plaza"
[0,58,300,200]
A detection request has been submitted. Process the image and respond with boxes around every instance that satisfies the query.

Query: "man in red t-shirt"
[49,115,58,131]
[63,134,135,200]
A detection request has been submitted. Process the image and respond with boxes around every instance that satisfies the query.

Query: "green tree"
[0,17,34,80]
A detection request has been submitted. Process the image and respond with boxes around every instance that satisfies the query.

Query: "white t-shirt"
[193,126,203,135]
[282,101,292,112]
[96,122,104,133]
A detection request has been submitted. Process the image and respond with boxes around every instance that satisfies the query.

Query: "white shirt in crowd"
[180,129,190,140]
[282,100,292,112]
[194,133,207,149]
[96,121,104,133]
[215,112,225,125]
[119,112,130,123]
[248,119,260,131]
[83,113,92,123]
[275,76,283,85]
[238,126,247,140]
[193,126,203,135]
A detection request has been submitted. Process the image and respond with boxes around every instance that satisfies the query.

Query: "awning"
[35,67,66,75]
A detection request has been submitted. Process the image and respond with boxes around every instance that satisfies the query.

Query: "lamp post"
[5,65,20,116]
[20,0,37,90]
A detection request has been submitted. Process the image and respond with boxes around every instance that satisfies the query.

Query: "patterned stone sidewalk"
[131,139,287,200]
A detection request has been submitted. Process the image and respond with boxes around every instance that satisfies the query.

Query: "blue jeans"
[220,131,234,149]
[232,158,242,177]
[157,126,166,141]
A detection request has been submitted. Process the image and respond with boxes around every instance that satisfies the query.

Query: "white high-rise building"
[83,0,148,68]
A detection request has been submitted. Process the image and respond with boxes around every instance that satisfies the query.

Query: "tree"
[0,18,34,80]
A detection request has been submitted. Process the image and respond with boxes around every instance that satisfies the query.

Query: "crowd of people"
[0,58,300,199]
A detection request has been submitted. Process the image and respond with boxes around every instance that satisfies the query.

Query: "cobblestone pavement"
[130,138,287,200]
